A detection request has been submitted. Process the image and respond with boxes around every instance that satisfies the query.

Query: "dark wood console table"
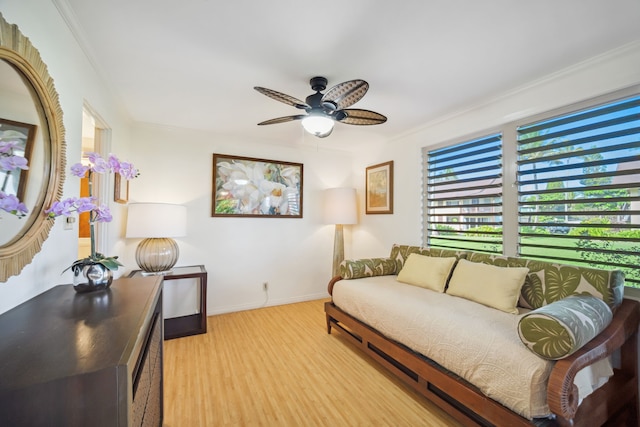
[0,276,163,427]
[129,265,207,340]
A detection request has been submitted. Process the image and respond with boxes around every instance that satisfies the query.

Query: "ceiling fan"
[254,76,387,138]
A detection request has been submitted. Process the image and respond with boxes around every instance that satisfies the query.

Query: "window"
[425,133,503,254]
[517,95,640,287]
[422,90,640,288]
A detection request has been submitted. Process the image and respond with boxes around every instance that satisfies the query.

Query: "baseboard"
[207,292,329,316]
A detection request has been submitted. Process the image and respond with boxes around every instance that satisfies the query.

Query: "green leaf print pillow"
[518,295,612,360]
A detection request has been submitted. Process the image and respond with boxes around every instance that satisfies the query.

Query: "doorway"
[79,107,110,259]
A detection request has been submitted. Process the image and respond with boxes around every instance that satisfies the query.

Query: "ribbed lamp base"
[332,224,344,278]
[135,237,179,274]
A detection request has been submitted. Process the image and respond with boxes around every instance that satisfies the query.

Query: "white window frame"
[422,85,640,289]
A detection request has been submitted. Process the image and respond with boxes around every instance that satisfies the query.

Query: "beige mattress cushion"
[332,276,554,419]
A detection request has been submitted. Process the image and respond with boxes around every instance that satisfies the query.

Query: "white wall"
[350,44,640,397]
[1,0,638,318]
[0,0,357,317]
[120,124,354,314]
[0,0,134,314]
[351,41,640,261]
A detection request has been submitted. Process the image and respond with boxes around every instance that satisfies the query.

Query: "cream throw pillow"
[446,259,529,314]
[396,253,457,292]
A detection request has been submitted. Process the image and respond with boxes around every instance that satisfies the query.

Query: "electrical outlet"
[263,282,268,291]
[63,216,75,231]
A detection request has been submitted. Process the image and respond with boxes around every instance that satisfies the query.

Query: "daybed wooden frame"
[325,276,640,427]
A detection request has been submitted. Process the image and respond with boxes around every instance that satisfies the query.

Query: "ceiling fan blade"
[254,87,309,110]
[339,109,387,125]
[257,115,306,126]
[322,80,369,110]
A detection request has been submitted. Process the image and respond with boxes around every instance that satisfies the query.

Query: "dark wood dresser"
[0,276,163,426]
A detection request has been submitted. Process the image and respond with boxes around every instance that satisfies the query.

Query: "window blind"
[517,95,640,286]
[425,133,503,254]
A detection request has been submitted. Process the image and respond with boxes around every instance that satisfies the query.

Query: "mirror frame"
[0,13,66,281]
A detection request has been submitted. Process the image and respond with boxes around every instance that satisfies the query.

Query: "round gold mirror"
[0,13,66,281]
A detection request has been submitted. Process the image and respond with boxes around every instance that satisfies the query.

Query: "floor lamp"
[126,202,187,274]
[323,188,357,278]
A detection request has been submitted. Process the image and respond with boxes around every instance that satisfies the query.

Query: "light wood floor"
[163,299,462,427]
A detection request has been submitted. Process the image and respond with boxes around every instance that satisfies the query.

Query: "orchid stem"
[88,171,96,259]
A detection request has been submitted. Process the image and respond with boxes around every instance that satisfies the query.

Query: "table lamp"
[323,188,357,278]
[126,202,187,274]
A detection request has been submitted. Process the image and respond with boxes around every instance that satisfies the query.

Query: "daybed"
[324,244,639,426]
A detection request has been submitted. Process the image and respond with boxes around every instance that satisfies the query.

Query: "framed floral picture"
[365,160,394,214]
[0,118,36,201]
[212,153,303,218]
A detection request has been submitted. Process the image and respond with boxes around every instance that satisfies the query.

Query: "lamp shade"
[302,115,334,137]
[323,188,357,225]
[126,203,187,238]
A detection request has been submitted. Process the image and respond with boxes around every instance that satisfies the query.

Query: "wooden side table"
[129,265,207,340]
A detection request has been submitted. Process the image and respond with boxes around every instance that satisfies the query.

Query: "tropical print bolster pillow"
[339,258,397,279]
[518,295,612,360]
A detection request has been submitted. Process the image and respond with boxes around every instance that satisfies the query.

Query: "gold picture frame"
[365,160,393,214]
[114,173,129,204]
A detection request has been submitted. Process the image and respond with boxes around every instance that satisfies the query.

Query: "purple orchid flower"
[45,198,78,217]
[75,197,97,213]
[118,161,139,180]
[85,152,100,164]
[91,156,110,174]
[0,140,20,154]
[41,151,138,271]
[0,192,28,217]
[107,154,121,173]
[0,155,29,171]
[93,205,112,223]
[70,163,90,178]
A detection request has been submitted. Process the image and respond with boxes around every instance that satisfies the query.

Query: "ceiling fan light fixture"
[301,115,334,137]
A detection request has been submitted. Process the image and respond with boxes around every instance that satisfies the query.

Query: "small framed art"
[365,160,393,214]
[114,173,129,204]
[212,153,303,218]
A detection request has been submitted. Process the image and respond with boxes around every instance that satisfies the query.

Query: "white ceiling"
[58,0,640,151]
